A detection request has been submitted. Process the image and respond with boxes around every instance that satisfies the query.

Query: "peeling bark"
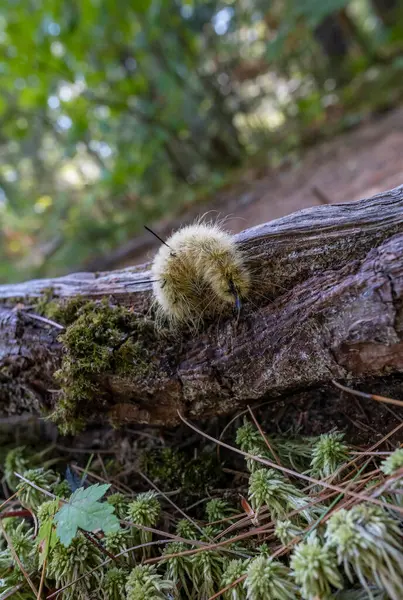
[1,187,403,428]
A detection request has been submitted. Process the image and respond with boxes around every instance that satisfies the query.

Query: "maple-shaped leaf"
[54,483,120,546]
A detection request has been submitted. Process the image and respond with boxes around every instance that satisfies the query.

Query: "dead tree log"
[0,187,403,430]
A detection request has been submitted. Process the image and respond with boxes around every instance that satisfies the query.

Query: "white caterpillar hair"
[150,218,250,329]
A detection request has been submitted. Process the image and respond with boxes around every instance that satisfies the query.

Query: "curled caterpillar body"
[151,221,250,328]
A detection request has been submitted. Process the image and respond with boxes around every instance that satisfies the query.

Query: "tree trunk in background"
[0,188,402,431]
[314,15,350,60]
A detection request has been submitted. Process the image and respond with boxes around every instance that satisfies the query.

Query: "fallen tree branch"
[0,187,402,429]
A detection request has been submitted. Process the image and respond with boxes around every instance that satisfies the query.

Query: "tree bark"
[314,15,350,60]
[1,187,403,429]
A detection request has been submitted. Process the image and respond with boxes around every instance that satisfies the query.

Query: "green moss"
[34,291,88,328]
[51,299,163,435]
[46,297,88,327]
[0,296,26,305]
[142,448,187,490]
[141,447,224,498]
[33,287,56,317]
[114,338,151,377]
[181,452,224,496]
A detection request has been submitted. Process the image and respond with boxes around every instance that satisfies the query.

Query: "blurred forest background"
[1,0,403,283]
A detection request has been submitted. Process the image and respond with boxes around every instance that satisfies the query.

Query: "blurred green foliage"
[1,0,403,282]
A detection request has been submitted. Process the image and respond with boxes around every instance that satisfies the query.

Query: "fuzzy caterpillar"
[150,219,250,329]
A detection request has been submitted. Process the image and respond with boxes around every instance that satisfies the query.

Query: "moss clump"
[113,337,152,377]
[141,447,187,490]
[1,422,403,599]
[3,446,29,491]
[46,297,88,327]
[52,299,161,434]
[33,286,56,317]
[107,493,129,519]
[34,288,89,328]
[181,451,225,497]
[142,447,224,498]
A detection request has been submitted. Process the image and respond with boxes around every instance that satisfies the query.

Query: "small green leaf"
[38,519,58,567]
[54,483,120,546]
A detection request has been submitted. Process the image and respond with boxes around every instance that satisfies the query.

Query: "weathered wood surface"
[1,186,403,428]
